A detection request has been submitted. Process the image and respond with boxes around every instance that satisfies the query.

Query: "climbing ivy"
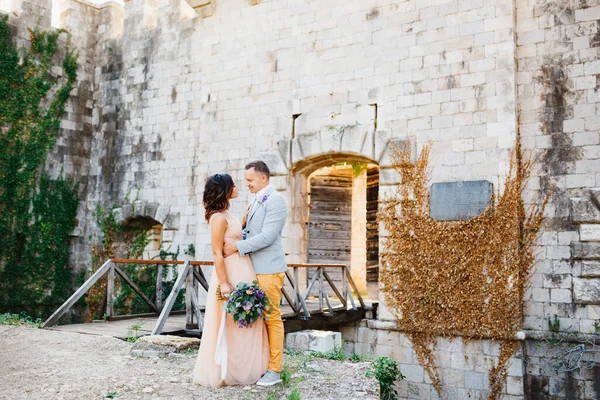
[0,16,79,318]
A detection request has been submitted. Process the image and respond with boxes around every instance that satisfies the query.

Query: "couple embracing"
[192,161,286,387]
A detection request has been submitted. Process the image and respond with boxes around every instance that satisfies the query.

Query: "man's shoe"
[256,370,282,386]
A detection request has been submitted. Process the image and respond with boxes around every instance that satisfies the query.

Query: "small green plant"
[125,320,145,342]
[349,352,368,363]
[281,367,292,385]
[184,244,196,257]
[594,321,600,334]
[309,346,346,361]
[366,356,404,400]
[287,388,301,400]
[105,392,117,399]
[264,395,277,400]
[0,313,42,328]
[548,315,560,333]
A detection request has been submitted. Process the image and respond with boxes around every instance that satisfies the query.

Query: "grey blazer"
[235,186,288,275]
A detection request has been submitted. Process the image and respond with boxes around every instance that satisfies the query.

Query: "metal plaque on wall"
[429,180,493,221]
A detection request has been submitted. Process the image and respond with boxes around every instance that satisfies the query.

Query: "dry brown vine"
[379,137,548,397]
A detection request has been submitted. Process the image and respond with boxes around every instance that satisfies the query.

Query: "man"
[223,160,287,386]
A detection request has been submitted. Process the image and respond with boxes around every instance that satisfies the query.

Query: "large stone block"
[277,140,291,169]
[121,204,133,221]
[112,207,124,224]
[379,138,411,168]
[571,242,600,259]
[259,150,288,176]
[580,224,600,241]
[574,278,600,304]
[339,125,369,155]
[320,126,343,153]
[285,330,342,353]
[154,205,170,224]
[133,200,147,217]
[164,212,180,230]
[296,132,321,159]
[145,202,159,219]
[570,198,600,224]
[579,260,600,277]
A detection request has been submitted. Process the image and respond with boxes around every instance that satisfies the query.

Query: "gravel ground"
[0,325,378,400]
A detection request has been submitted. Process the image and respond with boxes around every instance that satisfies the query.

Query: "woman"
[193,174,269,387]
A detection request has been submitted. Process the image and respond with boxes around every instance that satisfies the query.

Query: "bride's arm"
[211,214,233,295]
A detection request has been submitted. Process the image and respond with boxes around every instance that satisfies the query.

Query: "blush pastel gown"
[192,211,270,387]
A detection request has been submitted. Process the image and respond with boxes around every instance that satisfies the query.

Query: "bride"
[192,173,269,387]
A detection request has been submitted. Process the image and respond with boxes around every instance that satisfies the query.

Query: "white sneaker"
[256,370,282,386]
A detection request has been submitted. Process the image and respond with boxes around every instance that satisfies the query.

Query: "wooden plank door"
[366,167,379,282]
[307,167,353,295]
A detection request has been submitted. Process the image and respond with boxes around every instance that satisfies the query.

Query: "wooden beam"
[152,262,190,335]
[111,258,214,266]
[42,260,113,328]
[284,308,367,334]
[112,259,185,265]
[324,292,334,314]
[189,287,204,332]
[114,266,159,313]
[285,270,295,290]
[192,268,209,292]
[345,269,366,309]
[294,267,300,311]
[156,265,163,311]
[281,288,298,314]
[185,264,194,329]
[300,268,322,304]
[288,263,346,268]
[323,270,346,308]
[106,264,115,318]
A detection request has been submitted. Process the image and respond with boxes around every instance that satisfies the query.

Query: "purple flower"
[242,301,252,311]
[262,195,268,202]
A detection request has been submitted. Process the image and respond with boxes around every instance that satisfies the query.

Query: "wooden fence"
[42,259,365,336]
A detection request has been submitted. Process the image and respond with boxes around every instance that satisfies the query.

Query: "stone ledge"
[364,319,600,343]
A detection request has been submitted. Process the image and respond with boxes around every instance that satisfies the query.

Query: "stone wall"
[4,0,600,397]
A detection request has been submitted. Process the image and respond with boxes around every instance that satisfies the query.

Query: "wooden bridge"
[42,259,373,339]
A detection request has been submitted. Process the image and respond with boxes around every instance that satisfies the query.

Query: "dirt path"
[0,325,378,399]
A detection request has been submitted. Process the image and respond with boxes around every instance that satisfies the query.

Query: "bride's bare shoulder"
[209,212,228,226]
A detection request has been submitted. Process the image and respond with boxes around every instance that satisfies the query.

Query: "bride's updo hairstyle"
[203,173,235,222]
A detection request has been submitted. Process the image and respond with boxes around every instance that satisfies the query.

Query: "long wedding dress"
[192,211,269,387]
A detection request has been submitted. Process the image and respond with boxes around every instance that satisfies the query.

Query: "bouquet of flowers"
[220,281,270,328]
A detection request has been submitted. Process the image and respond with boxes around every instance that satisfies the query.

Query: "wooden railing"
[42,259,366,336]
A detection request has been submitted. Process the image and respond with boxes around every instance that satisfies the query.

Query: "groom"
[223,160,287,386]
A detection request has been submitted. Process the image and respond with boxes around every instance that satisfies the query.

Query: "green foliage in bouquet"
[224,281,270,328]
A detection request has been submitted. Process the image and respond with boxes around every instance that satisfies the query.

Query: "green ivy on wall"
[0,16,79,318]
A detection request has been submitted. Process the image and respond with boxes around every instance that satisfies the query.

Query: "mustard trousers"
[256,272,285,373]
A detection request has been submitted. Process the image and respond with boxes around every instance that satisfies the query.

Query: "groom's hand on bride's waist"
[223,241,238,257]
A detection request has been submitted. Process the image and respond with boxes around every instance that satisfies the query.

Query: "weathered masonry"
[4,0,600,397]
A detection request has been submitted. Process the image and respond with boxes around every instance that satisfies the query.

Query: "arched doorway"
[291,154,380,300]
